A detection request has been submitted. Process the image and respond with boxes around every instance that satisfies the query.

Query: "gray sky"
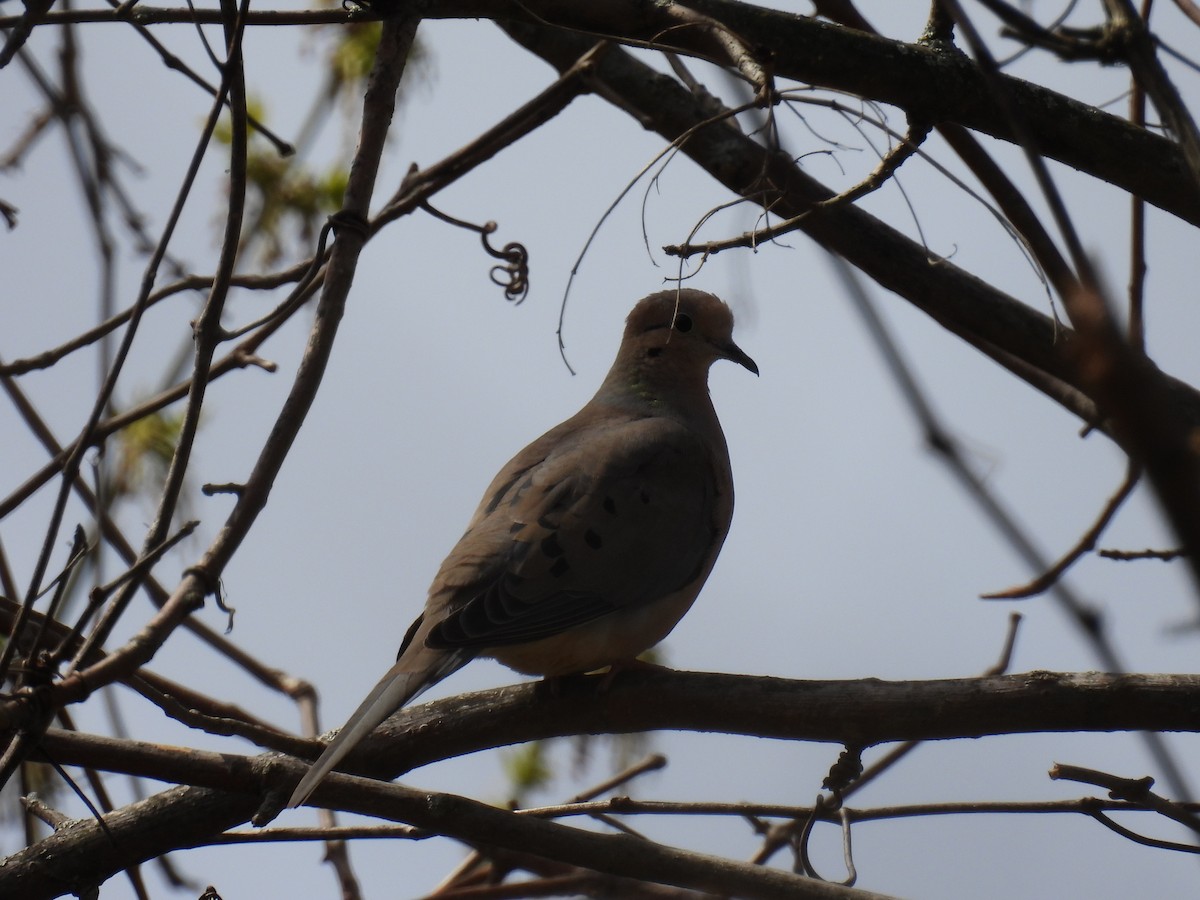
[4,2,1200,896]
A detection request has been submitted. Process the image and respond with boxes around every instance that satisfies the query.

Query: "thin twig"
[982,464,1139,599]
[0,265,308,377]
[1051,763,1200,836]
[432,753,670,894]
[1098,547,1186,561]
[665,104,929,259]
[67,0,254,671]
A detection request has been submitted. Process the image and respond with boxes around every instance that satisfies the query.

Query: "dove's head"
[621,289,758,381]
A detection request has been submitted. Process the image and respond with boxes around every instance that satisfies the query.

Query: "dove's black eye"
[674,313,693,333]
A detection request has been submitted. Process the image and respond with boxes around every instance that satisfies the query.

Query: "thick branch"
[503,22,1200,443]
[38,671,1200,785]
[505,0,1198,223]
[679,0,1200,225]
[8,1,1195,223]
[0,776,887,900]
[13,670,1199,898]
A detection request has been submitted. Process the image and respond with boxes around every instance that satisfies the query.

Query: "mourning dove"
[288,289,756,808]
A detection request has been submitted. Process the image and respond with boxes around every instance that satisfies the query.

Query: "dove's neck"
[595,352,718,424]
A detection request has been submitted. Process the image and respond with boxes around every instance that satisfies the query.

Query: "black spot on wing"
[484,472,526,515]
[584,529,602,549]
[508,474,536,507]
[541,534,564,558]
[603,496,617,514]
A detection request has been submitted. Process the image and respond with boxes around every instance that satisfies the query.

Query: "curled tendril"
[794,792,857,886]
[421,202,530,304]
[481,227,530,304]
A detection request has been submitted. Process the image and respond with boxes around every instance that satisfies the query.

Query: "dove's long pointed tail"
[287,648,471,809]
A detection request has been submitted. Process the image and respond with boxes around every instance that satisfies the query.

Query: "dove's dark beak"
[723,342,759,376]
